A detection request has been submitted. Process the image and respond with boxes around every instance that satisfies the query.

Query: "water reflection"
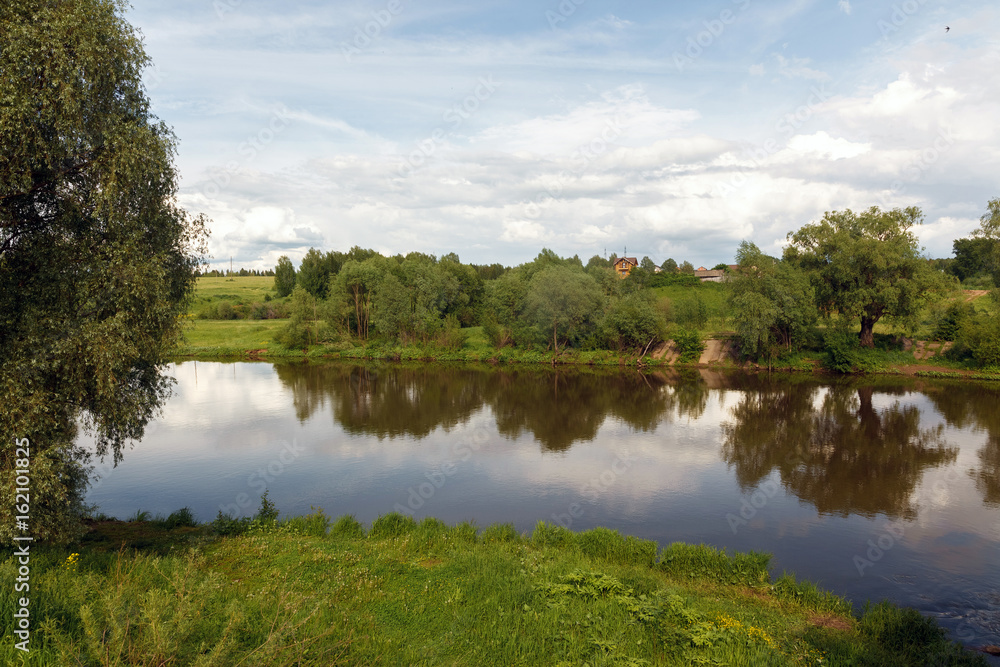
[273,363,714,451]
[721,380,957,519]
[922,382,1000,507]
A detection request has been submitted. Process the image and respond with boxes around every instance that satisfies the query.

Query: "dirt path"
[911,340,953,361]
[964,289,989,301]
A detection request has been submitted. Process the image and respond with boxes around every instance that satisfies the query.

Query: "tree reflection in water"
[272,363,712,451]
[721,380,957,519]
[922,382,1000,507]
[272,363,998,512]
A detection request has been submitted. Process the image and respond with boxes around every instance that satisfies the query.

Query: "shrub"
[255,490,279,524]
[822,327,859,373]
[932,302,975,341]
[435,314,468,350]
[161,507,196,529]
[211,511,250,536]
[673,328,705,363]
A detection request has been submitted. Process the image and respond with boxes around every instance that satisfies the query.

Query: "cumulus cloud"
[131,1,1000,269]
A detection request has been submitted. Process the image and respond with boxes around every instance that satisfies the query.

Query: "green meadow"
[0,509,986,666]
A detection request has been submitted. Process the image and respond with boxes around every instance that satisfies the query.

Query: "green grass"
[1,511,986,666]
[175,319,295,356]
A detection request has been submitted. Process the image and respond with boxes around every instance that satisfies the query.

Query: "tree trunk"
[552,321,559,353]
[859,317,876,348]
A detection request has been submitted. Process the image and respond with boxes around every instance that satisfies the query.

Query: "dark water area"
[82,361,1000,658]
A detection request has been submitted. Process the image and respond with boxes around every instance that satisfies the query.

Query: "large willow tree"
[0,0,206,543]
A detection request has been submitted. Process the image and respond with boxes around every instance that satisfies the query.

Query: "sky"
[126,0,1000,271]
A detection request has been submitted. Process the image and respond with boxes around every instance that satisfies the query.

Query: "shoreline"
[4,510,991,665]
[169,342,1000,382]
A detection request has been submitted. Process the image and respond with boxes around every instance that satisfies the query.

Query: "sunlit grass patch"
[1,508,985,666]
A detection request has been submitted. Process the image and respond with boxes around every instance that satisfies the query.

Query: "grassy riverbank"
[1,510,987,666]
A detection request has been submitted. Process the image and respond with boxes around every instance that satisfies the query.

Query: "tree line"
[270,200,1000,369]
[270,247,698,353]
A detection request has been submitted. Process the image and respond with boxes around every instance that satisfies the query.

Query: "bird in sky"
[945,26,950,32]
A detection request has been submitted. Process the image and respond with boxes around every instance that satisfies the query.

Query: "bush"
[435,314,468,350]
[960,315,1000,368]
[932,302,975,341]
[160,507,196,529]
[673,328,705,363]
[211,511,250,536]
[822,327,859,373]
[255,490,279,524]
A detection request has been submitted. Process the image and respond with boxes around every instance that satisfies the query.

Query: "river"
[82,360,1000,658]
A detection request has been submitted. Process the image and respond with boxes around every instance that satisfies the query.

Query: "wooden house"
[612,256,638,278]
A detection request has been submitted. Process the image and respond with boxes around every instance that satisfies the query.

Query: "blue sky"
[127,0,1000,270]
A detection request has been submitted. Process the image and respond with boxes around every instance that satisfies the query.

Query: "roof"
[614,257,638,266]
[693,269,726,278]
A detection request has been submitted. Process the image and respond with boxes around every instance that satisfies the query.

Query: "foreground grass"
[0,513,986,666]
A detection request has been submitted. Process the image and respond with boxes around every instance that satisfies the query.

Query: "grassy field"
[0,510,986,666]
[189,276,275,307]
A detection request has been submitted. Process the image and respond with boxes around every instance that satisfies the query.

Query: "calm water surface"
[82,361,1000,656]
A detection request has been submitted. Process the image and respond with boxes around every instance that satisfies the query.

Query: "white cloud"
[785,131,871,160]
[837,0,852,15]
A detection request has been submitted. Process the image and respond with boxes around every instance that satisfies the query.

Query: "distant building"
[693,268,726,283]
[613,256,638,278]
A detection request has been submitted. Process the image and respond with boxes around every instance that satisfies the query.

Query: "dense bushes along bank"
[0,502,988,665]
